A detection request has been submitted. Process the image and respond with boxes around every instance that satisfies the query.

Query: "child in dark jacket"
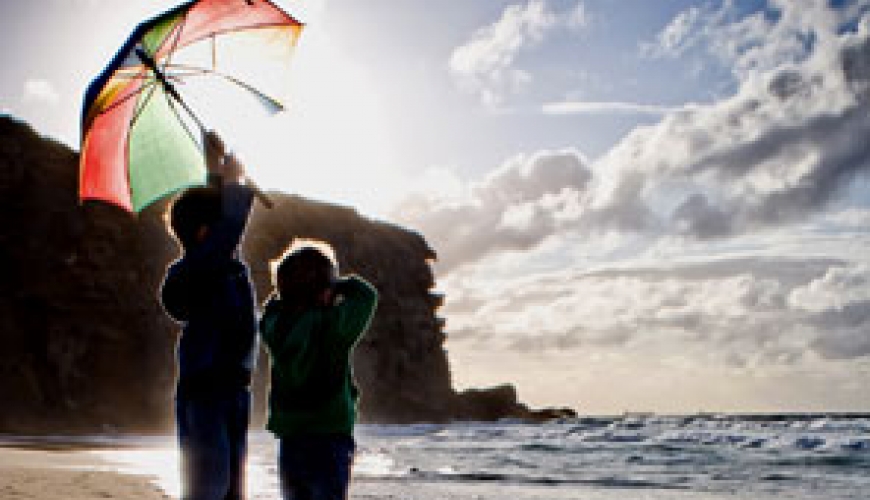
[260,240,377,500]
[160,131,257,500]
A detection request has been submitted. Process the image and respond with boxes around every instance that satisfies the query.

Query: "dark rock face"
[0,116,574,433]
[0,117,177,432]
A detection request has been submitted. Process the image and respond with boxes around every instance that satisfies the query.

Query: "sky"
[2,0,869,414]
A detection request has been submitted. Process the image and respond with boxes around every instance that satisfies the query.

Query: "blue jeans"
[176,389,251,500]
[278,434,356,500]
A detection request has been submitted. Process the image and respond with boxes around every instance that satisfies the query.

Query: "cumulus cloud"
[640,0,825,76]
[442,258,870,362]
[449,0,556,106]
[599,1,870,238]
[394,149,592,272]
[640,4,710,59]
[808,301,870,360]
[671,193,733,238]
[582,1,870,240]
[449,1,589,106]
[22,79,60,105]
[789,264,870,312]
[421,2,870,270]
[407,1,870,368]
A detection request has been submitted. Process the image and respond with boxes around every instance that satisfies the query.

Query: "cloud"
[789,264,870,312]
[405,2,870,369]
[566,2,588,31]
[640,4,709,59]
[671,193,733,238]
[588,0,870,242]
[428,3,870,267]
[823,208,870,227]
[808,300,870,360]
[791,263,870,359]
[448,1,589,106]
[639,0,858,82]
[542,100,677,116]
[449,0,556,106]
[22,79,60,106]
[394,149,592,272]
[442,257,870,363]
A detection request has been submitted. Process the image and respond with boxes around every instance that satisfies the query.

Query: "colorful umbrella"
[79,0,304,212]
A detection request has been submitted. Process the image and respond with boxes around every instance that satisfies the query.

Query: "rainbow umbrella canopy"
[80,0,304,212]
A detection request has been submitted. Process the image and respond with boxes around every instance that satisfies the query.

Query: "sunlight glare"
[190,5,404,216]
[91,447,180,498]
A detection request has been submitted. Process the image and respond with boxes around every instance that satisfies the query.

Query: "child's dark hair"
[272,239,338,308]
[167,187,222,249]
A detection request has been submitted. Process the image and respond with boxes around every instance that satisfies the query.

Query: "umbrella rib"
[128,81,160,129]
[162,8,188,69]
[94,73,154,119]
[117,69,204,79]
[151,10,202,151]
[161,66,212,81]
[166,69,210,78]
[162,63,285,111]
[165,88,202,152]
[215,72,285,110]
[113,69,149,79]
[163,63,210,72]
[151,6,188,72]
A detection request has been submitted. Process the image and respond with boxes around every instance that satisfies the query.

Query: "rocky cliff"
[0,116,574,433]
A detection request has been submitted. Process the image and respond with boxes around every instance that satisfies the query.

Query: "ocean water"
[9,414,869,500]
[347,415,870,500]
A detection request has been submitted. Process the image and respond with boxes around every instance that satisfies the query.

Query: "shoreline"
[1,414,865,500]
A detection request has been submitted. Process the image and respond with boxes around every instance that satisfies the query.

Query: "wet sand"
[0,447,168,500]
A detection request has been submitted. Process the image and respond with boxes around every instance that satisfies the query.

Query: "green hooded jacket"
[260,276,377,437]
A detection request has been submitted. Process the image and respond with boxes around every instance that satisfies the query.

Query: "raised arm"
[185,132,254,265]
[329,275,378,348]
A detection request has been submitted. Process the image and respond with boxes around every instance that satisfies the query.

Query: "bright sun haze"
[181,1,405,217]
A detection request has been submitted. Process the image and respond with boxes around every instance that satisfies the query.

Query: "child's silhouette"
[160,131,257,500]
[260,240,378,500]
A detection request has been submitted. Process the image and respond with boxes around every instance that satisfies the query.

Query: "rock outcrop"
[0,116,574,433]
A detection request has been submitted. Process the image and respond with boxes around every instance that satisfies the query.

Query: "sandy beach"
[0,447,168,500]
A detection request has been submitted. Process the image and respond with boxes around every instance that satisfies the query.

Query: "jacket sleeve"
[184,178,254,268]
[260,296,301,360]
[260,296,317,383]
[259,296,283,352]
[329,275,378,348]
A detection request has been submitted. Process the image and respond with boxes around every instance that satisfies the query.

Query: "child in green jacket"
[260,239,377,500]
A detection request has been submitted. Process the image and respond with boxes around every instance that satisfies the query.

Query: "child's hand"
[222,153,246,183]
[203,130,246,183]
[204,131,225,169]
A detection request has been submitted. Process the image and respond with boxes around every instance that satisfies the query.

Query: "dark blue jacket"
[160,181,257,396]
